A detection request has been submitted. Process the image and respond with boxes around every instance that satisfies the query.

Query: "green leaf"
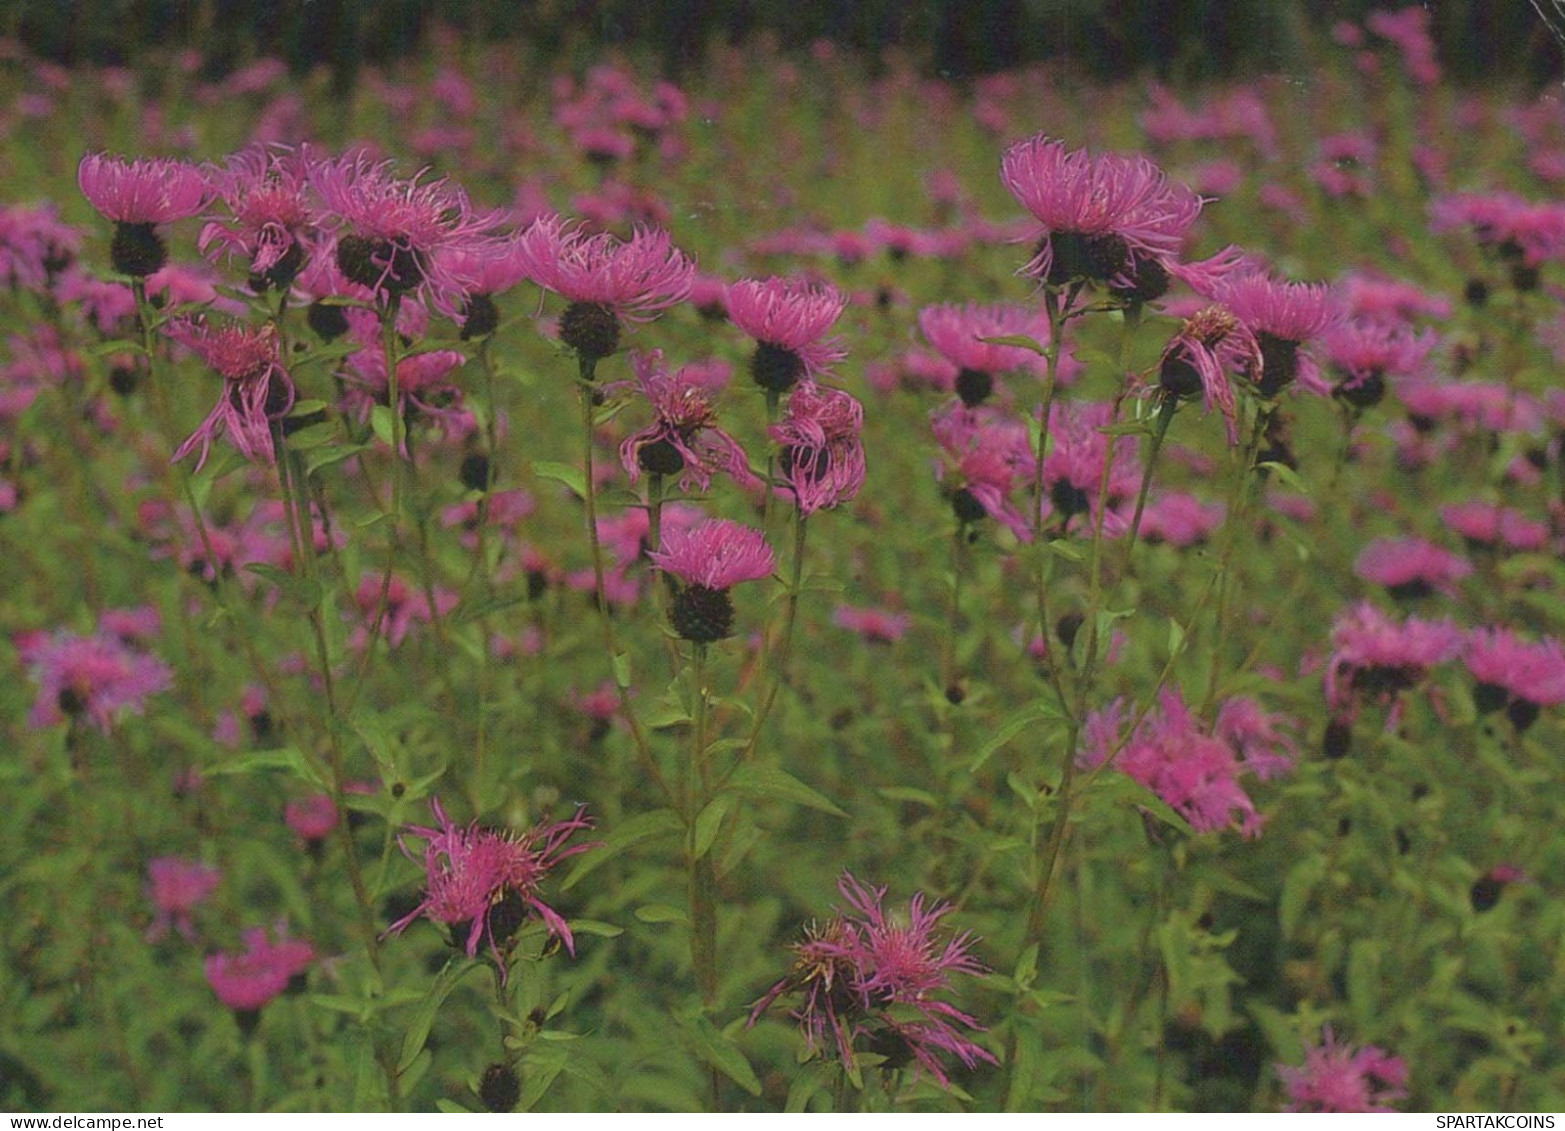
[519,1045,569,1111]
[969,699,1066,773]
[398,960,480,1074]
[611,650,633,689]
[723,764,847,817]
[1258,461,1309,494]
[1046,538,1085,562]
[563,919,623,939]
[876,786,941,807]
[450,592,528,625]
[290,399,329,417]
[692,794,735,860]
[561,808,682,891]
[680,1013,763,1097]
[634,903,688,924]
[370,404,396,448]
[976,333,1047,356]
[1280,854,1327,941]
[533,459,586,498]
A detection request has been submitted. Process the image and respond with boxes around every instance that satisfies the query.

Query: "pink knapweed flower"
[616,350,755,492]
[164,319,295,469]
[1354,537,1472,599]
[25,629,173,732]
[204,923,316,1014]
[1216,271,1339,397]
[1322,318,1437,408]
[725,276,848,394]
[312,150,502,308]
[832,604,910,644]
[1000,134,1204,302]
[1155,304,1261,443]
[1139,491,1226,547]
[1042,401,1140,536]
[917,301,1051,407]
[1464,627,1565,731]
[145,857,221,941]
[200,144,319,291]
[931,402,1036,541]
[0,202,82,290]
[78,153,212,277]
[648,518,774,643]
[749,872,994,1087]
[1324,601,1462,715]
[285,793,339,843]
[1277,1028,1407,1112]
[516,214,694,362]
[769,382,866,515]
[1438,501,1549,552]
[343,341,471,451]
[388,799,594,970]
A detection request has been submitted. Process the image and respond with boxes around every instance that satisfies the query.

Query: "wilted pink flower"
[164,319,295,469]
[78,153,212,277]
[388,798,594,970]
[1353,537,1472,599]
[199,144,319,291]
[145,857,221,941]
[769,382,866,515]
[1277,1028,1407,1112]
[1215,271,1339,397]
[1155,304,1260,443]
[1000,134,1204,302]
[1324,601,1462,715]
[749,872,994,1088]
[25,629,173,732]
[648,519,774,643]
[312,151,501,307]
[917,301,1051,407]
[616,351,755,492]
[204,923,316,1014]
[725,276,848,394]
[516,215,694,362]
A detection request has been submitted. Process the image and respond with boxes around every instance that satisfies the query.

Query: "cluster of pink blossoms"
[1277,1028,1408,1112]
[749,873,995,1086]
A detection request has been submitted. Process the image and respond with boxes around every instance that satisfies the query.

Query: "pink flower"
[1322,319,1437,408]
[832,604,910,644]
[1215,271,1340,397]
[1353,537,1472,599]
[164,319,295,469]
[1464,627,1565,730]
[199,144,319,291]
[204,923,316,1013]
[1278,1028,1407,1112]
[285,793,339,843]
[725,276,848,394]
[343,341,471,451]
[917,301,1051,407]
[145,857,221,941]
[388,799,594,970]
[516,215,694,362]
[25,629,173,732]
[1324,601,1462,715]
[616,351,755,492]
[0,202,82,290]
[1155,304,1260,444]
[648,519,775,643]
[1042,401,1140,536]
[78,153,212,277]
[1438,501,1549,552]
[1000,134,1204,302]
[748,872,994,1088]
[769,382,866,515]
[931,402,1036,541]
[1139,491,1226,547]
[312,150,502,307]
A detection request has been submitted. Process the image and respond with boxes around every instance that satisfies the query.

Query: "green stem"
[687,642,718,1006]
[940,521,966,694]
[738,508,808,765]
[1200,404,1269,720]
[1123,395,1178,563]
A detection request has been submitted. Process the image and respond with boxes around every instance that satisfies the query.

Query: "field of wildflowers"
[2,7,1564,1112]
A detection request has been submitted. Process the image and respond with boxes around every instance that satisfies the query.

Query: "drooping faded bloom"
[204,922,316,1016]
[77,153,212,277]
[748,872,994,1087]
[145,857,221,941]
[200,144,319,292]
[388,798,594,971]
[1277,1028,1407,1112]
[164,319,295,469]
[516,214,694,363]
[23,629,173,732]
[725,276,848,394]
[1000,134,1204,302]
[616,351,755,492]
[769,382,866,515]
[312,151,502,309]
[1155,304,1261,444]
[648,518,775,643]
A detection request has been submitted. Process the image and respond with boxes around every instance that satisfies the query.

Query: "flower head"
[725,277,848,393]
[78,153,212,277]
[389,798,594,971]
[164,319,295,470]
[1463,627,1565,730]
[1353,537,1472,599]
[1277,1028,1407,1112]
[25,629,173,732]
[1156,304,1260,443]
[917,301,1051,407]
[145,857,221,941]
[1324,601,1462,716]
[931,402,1036,540]
[617,351,755,492]
[204,923,316,1014]
[1217,271,1340,397]
[1000,135,1204,302]
[516,214,694,361]
[769,382,866,515]
[748,872,994,1087]
[199,144,320,291]
[648,519,774,643]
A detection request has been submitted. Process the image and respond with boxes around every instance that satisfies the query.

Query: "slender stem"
[738,508,808,765]
[1200,404,1268,720]
[687,643,718,1006]
[940,521,966,693]
[1123,395,1178,563]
